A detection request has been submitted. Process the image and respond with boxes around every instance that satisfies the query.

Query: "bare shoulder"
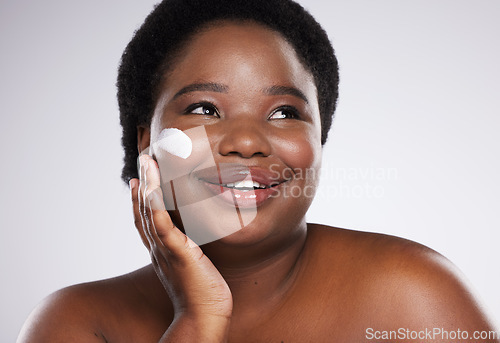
[304,224,499,335]
[17,265,172,343]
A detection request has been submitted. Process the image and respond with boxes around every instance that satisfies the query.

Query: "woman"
[18,0,499,342]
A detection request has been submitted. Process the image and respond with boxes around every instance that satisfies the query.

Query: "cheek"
[153,125,216,181]
[273,128,321,171]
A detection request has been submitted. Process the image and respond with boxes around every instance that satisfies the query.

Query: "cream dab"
[153,128,192,159]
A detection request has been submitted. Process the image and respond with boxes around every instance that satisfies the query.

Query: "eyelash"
[268,106,300,120]
[184,102,220,117]
[183,103,300,120]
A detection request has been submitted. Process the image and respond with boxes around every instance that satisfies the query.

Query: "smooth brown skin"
[18,23,498,343]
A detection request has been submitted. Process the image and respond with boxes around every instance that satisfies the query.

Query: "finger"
[130,177,150,250]
[142,155,162,201]
[140,155,164,249]
[138,156,155,248]
[146,201,203,265]
[141,154,201,260]
[139,154,150,207]
[149,248,170,287]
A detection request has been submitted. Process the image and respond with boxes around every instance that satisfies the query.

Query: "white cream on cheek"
[152,128,193,159]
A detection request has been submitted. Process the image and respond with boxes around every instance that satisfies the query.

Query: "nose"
[217,119,272,158]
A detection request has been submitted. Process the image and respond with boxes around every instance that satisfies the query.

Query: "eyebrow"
[263,85,309,104]
[171,82,308,104]
[173,82,229,100]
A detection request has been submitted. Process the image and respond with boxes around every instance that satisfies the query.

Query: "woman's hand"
[129,154,232,342]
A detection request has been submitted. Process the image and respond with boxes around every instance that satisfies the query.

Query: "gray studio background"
[1,0,499,341]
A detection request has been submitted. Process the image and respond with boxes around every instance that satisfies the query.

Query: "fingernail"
[129,179,139,190]
[146,188,166,211]
[186,236,198,249]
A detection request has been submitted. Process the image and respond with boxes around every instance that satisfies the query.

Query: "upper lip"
[193,163,289,188]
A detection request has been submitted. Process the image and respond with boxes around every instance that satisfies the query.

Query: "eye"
[268,106,300,120]
[184,102,220,117]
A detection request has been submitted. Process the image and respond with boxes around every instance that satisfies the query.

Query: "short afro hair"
[117,0,339,184]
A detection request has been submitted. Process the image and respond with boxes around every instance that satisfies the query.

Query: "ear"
[137,125,151,154]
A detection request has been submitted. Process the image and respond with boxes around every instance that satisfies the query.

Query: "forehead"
[158,21,317,103]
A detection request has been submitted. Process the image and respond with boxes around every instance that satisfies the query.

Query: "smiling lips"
[193,164,288,208]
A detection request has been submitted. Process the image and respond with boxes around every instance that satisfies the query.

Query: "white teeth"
[235,180,254,188]
[224,180,267,189]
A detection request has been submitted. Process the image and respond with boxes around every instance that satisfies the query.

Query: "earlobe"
[137,126,151,155]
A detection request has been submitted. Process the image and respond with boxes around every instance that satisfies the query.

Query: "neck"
[202,221,309,316]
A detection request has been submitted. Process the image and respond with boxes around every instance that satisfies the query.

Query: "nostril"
[222,150,267,158]
[217,122,272,158]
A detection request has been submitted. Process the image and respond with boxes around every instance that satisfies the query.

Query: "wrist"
[160,312,232,343]
[179,297,233,321]
[180,309,232,326]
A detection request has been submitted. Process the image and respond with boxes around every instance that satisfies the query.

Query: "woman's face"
[146,22,322,246]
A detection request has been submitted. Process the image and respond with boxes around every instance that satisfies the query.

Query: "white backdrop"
[1,1,498,341]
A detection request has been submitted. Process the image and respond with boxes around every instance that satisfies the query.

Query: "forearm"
[159,313,231,343]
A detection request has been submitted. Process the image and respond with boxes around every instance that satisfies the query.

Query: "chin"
[210,220,272,246]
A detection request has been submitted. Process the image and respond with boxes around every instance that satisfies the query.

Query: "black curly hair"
[117,0,339,184]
